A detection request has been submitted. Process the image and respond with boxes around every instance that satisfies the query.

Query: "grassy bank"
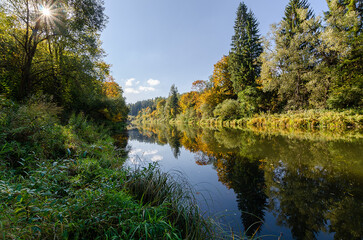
[166,110,362,132]
[0,98,213,239]
[130,110,363,141]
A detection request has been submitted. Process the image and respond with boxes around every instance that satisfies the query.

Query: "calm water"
[125,125,363,240]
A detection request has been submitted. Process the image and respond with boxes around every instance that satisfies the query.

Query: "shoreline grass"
[130,110,363,141]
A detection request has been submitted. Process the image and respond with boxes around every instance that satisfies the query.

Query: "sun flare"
[41,7,51,17]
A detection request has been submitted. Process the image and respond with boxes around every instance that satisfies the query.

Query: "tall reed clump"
[125,163,216,239]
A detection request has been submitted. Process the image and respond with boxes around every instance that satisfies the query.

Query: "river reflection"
[127,125,363,239]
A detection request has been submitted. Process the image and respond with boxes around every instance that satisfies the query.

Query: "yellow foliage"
[212,56,235,97]
[179,91,199,113]
[103,80,122,98]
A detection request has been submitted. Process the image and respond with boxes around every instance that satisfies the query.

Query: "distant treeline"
[131,0,362,125]
[129,98,163,116]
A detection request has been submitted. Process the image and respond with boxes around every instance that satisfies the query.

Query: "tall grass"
[196,110,362,133]
[125,163,215,239]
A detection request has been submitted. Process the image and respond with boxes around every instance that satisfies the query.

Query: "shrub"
[213,99,241,120]
[1,95,64,168]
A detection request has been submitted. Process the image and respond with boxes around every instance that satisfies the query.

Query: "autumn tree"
[195,57,236,119]
[103,77,122,98]
[212,55,236,99]
[155,98,167,119]
[191,80,210,93]
[179,91,199,114]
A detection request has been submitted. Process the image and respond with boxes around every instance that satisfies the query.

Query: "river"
[124,124,363,239]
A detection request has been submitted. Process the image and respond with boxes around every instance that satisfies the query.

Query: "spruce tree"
[261,0,321,109]
[282,0,314,44]
[228,2,263,94]
[166,84,179,118]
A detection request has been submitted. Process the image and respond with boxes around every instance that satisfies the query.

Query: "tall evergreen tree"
[282,0,314,44]
[166,84,179,118]
[261,0,321,109]
[228,2,263,94]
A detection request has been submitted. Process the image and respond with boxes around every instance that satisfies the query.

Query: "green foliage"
[0,96,64,168]
[322,0,363,109]
[213,99,241,120]
[166,84,180,119]
[0,0,128,124]
[0,99,214,239]
[261,1,322,110]
[228,2,263,96]
[126,164,213,239]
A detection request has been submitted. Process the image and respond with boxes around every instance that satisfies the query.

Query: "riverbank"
[198,110,362,131]
[0,99,213,239]
[132,110,362,132]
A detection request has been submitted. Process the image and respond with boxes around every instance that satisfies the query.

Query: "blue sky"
[101,0,328,103]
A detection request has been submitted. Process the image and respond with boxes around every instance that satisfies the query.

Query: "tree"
[191,80,209,93]
[2,0,107,99]
[179,91,199,114]
[261,0,321,109]
[213,99,241,120]
[165,84,179,119]
[282,0,314,45]
[228,2,263,94]
[212,55,235,99]
[322,0,363,109]
[0,9,21,97]
[103,77,122,98]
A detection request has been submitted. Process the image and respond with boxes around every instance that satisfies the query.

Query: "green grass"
[0,97,218,239]
[195,110,362,133]
[125,164,214,239]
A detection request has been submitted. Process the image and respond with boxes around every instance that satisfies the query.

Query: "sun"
[41,7,52,17]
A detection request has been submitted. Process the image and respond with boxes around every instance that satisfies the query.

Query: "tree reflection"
[217,154,267,236]
[131,124,363,239]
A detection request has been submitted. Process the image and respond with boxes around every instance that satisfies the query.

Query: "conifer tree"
[261,0,321,109]
[166,84,179,118]
[228,2,263,94]
[282,0,314,44]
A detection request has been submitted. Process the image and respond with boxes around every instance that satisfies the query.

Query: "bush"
[1,95,64,168]
[213,99,241,120]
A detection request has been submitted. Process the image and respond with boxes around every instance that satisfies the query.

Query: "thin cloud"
[124,78,157,94]
[125,88,140,94]
[139,86,155,92]
[147,79,160,86]
[125,78,136,86]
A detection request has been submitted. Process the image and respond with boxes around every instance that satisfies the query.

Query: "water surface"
[125,125,363,239]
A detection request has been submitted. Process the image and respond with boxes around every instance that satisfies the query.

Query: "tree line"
[132,0,362,124]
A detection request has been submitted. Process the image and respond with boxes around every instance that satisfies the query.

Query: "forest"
[131,0,362,129]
